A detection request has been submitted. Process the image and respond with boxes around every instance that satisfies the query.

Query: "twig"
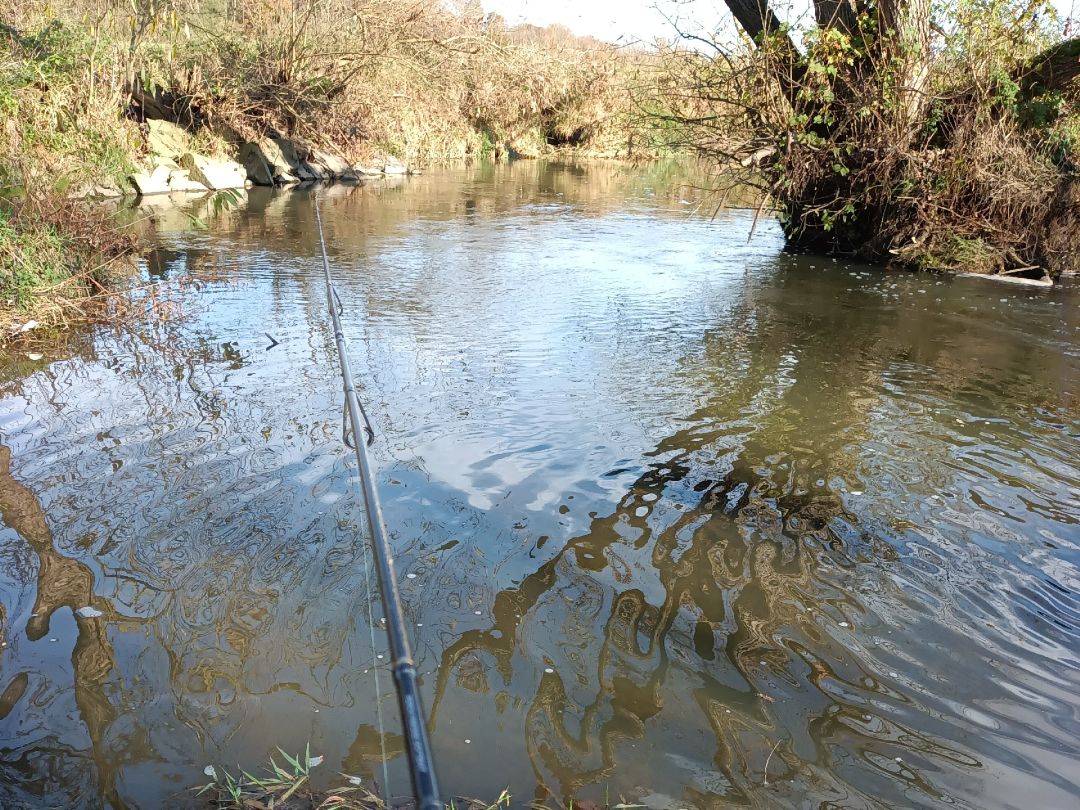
[279,774,309,802]
[748,193,770,244]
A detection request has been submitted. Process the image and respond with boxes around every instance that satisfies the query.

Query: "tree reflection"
[422,264,1029,805]
[0,444,123,808]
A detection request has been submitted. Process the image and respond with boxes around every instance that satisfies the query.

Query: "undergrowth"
[0,20,138,196]
[2,1,668,182]
[0,193,138,332]
[0,1,676,327]
[194,746,651,810]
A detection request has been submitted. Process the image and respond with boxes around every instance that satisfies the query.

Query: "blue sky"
[482,0,1078,44]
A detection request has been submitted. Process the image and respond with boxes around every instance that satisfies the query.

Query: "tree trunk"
[877,0,933,135]
[722,0,805,101]
[723,0,935,121]
[814,0,859,34]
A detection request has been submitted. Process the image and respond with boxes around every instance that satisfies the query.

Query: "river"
[0,160,1077,809]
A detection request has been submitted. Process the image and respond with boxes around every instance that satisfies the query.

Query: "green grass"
[0,195,138,331]
[196,743,384,810]
[0,206,71,310]
[1,20,136,195]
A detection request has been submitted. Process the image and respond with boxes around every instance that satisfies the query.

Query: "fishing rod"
[315,198,442,810]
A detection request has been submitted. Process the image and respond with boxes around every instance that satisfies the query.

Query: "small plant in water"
[195,746,519,810]
[195,743,384,809]
[448,789,513,810]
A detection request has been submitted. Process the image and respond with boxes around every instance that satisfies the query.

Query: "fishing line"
[315,196,442,810]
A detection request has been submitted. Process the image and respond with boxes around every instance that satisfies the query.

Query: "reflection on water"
[0,160,1077,810]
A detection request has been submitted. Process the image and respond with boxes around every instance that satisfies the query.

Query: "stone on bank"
[179,153,247,190]
[146,119,192,162]
[237,138,364,185]
[128,163,212,196]
[128,164,173,196]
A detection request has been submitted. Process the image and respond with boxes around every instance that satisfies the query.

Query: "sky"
[480,0,728,43]
[481,0,1078,45]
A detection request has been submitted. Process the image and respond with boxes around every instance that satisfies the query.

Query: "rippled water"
[1,161,1078,810]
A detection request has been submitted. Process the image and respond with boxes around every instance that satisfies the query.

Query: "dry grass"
[1,0,660,169]
[194,747,516,810]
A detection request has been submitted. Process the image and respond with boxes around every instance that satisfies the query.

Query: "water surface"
[0,161,1077,809]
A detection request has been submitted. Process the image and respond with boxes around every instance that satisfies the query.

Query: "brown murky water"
[0,161,1077,809]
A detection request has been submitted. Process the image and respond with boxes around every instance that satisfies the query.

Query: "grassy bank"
[1,1,673,330]
[0,193,138,334]
[1,1,664,176]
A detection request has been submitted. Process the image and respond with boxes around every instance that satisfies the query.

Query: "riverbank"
[650,0,1079,279]
[1,1,668,332]
[4,1,1076,333]
[0,192,141,336]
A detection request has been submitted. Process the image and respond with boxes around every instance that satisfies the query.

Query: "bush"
[653,0,1080,275]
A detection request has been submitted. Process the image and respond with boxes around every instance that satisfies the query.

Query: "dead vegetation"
[194,748,517,810]
[3,0,660,171]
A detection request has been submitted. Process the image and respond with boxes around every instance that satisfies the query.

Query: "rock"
[382,158,407,175]
[255,138,301,184]
[353,164,384,177]
[294,162,319,182]
[179,152,246,190]
[70,179,124,200]
[269,137,311,182]
[92,181,124,198]
[237,143,275,186]
[290,138,315,161]
[146,119,192,161]
[270,137,301,165]
[128,164,172,196]
[254,144,298,185]
[267,138,320,181]
[311,150,356,179]
[238,140,301,185]
[167,168,209,193]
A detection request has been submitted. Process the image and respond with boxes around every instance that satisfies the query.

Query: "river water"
[0,161,1077,809]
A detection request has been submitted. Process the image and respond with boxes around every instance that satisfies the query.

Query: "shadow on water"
[0,160,1077,809]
